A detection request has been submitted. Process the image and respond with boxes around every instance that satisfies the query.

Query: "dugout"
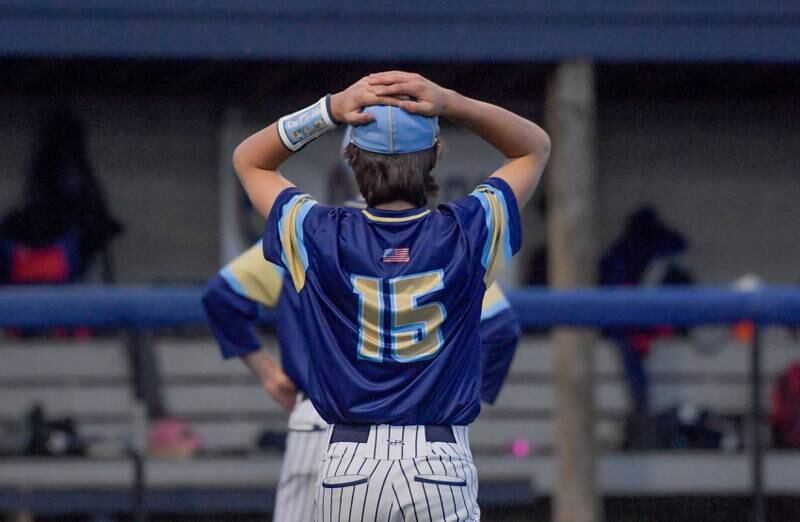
[1,3,800,522]
[1,59,799,286]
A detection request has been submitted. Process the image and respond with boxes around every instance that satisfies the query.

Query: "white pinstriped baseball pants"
[274,398,330,522]
[314,425,480,522]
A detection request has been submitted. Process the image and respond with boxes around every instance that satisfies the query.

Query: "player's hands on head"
[330,77,402,125]
[367,71,452,117]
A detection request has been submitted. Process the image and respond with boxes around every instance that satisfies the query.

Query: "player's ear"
[434,140,444,164]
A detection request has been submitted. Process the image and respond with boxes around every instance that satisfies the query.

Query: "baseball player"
[233,72,549,520]
[203,242,520,520]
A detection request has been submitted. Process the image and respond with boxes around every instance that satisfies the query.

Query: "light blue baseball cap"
[347,105,439,155]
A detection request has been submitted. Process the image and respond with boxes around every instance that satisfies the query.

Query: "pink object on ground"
[510,437,531,458]
[148,418,202,459]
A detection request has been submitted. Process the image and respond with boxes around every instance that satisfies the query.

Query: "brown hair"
[344,143,439,208]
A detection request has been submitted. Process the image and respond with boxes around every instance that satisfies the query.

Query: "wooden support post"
[546,60,601,522]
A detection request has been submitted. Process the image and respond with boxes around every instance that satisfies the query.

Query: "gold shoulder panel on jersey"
[481,281,511,321]
[221,243,284,308]
[470,185,513,285]
[278,194,317,292]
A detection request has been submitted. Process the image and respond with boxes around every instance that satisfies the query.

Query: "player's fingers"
[398,100,427,114]
[368,70,413,78]
[361,89,404,106]
[366,76,402,86]
[370,95,403,107]
[367,71,415,85]
[372,83,421,98]
[369,70,411,76]
[346,111,375,125]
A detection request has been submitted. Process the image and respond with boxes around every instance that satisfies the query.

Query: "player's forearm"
[243,350,297,412]
[233,96,344,217]
[444,91,550,161]
[233,123,293,174]
[243,350,284,388]
[232,123,296,217]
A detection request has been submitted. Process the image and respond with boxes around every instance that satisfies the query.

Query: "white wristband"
[277,95,339,152]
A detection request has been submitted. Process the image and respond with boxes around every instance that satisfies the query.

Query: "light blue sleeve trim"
[294,198,316,273]
[219,240,284,299]
[492,187,514,264]
[480,294,511,321]
[470,184,514,272]
[219,267,246,297]
[469,189,494,271]
[277,195,300,269]
[277,194,316,273]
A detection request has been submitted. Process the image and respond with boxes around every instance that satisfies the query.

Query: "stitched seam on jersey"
[361,209,431,222]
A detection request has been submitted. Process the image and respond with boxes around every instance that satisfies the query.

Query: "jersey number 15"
[352,270,446,363]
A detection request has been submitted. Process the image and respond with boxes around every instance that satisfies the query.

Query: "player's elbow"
[201,276,226,321]
[530,126,551,163]
[232,142,260,182]
[232,144,248,178]
[201,283,218,319]
[513,123,550,166]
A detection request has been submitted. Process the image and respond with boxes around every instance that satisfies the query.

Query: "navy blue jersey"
[202,243,520,404]
[263,177,521,425]
[200,245,528,402]
[479,285,521,405]
[202,243,310,393]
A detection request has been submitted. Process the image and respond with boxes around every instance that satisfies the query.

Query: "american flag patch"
[382,247,410,263]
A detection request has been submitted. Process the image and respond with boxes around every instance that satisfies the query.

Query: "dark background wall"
[0,61,797,284]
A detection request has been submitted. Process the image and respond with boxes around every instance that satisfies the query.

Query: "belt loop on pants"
[424,425,457,443]
[330,424,371,443]
[330,424,456,444]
